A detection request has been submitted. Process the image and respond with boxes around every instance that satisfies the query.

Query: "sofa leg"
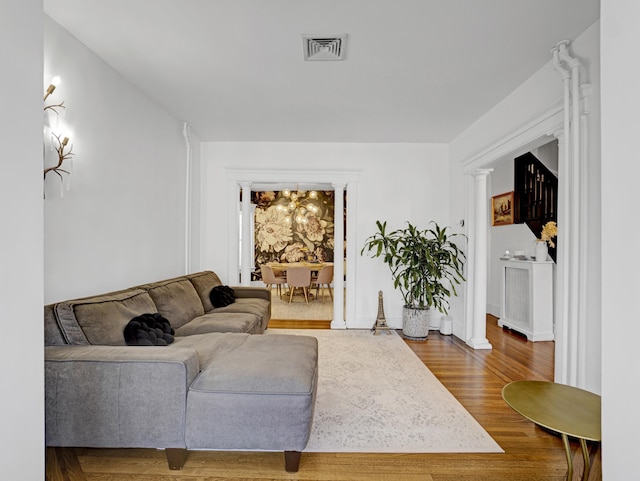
[284,451,301,472]
[165,448,187,470]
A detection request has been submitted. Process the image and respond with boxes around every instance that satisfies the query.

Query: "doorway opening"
[229,169,358,329]
[241,184,347,322]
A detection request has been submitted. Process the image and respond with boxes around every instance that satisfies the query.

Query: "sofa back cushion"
[45,304,67,345]
[142,278,204,329]
[188,271,223,312]
[54,289,157,345]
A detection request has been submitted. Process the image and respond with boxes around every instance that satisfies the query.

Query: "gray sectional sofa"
[44,270,319,472]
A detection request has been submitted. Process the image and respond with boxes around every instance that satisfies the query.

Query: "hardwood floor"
[46,315,600,481]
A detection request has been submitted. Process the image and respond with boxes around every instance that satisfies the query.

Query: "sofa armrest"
[231,286,271,302]
[45,345,199,449]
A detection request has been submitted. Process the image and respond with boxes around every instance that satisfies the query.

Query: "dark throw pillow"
[124,313,175,346]
[209,285,235,308]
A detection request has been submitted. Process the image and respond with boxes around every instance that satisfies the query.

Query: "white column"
[552,40,590,389]
[240,182,252,286]
[331,183,346,329]
[553,130,570,384]
[467,169,492,349]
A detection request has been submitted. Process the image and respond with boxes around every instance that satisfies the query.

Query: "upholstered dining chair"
[286,267,312,304]
[261,265,286,297]
[311,265,334,302]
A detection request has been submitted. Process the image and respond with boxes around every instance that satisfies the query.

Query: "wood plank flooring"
[45,315,601,481]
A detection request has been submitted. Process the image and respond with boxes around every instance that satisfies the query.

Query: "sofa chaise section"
[44,271,318,472]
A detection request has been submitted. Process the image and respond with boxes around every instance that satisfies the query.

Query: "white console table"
[498,259,554,341]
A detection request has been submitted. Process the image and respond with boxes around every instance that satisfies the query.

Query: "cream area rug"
[267,329,503,453]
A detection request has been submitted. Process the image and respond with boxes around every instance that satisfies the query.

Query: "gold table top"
[502,380,601,441]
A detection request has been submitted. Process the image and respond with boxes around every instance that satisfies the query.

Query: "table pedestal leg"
[562,434,591,481]
[580,438,590,481]
[562,433,573,481]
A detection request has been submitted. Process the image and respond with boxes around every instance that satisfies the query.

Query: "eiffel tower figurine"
[371,290,391,335]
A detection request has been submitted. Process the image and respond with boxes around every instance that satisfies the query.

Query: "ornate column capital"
[471,168,493,179]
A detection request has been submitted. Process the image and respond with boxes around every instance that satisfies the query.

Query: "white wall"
[449,21,601,393]
[199,142,451,328]
[533,141,559,174]
[0,1,44,479]
[43,17,188,303]
[188,128,203,271]
[601,1,640,478]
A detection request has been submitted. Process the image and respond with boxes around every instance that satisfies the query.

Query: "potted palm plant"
[361,220,466,339]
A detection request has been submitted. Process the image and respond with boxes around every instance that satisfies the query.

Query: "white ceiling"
[43,0,599,143]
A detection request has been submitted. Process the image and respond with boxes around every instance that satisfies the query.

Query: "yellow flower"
[540,221,557,248]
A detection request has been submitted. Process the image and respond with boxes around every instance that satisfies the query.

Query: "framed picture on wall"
[492,191,514,226]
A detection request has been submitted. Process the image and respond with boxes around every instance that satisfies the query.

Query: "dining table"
[266,261,333,276]
[266,262,333,302]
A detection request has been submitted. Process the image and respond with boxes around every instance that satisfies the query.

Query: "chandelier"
[276,189,320,224]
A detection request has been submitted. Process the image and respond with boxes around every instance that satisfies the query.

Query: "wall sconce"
[43,76,74,186]
[44,133,73,180]
[44,76,65,114]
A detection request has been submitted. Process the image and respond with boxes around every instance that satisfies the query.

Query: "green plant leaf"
[360,220,467,313]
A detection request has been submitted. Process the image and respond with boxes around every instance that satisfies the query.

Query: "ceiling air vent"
[302,34,348,61]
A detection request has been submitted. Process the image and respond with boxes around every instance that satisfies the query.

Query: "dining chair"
[261,265,286,297]
[286,267,312,304]
[311,265,334,302]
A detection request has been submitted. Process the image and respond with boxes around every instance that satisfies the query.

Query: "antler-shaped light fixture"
[43,76,74,182]
[44,133,73,180]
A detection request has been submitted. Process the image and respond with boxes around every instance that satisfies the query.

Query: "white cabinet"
[498,260,554,341]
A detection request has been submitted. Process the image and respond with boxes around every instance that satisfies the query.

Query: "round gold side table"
[502,380,601,481]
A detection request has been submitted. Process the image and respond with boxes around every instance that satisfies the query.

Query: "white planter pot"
[535,241,548,262]
[402,306,430,339]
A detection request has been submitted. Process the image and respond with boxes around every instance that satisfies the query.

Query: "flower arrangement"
[539,221,557,247]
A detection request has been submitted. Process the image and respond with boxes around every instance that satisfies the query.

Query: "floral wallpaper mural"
[252,189,338,281]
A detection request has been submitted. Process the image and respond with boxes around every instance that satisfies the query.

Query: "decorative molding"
[224,168,360,184]
[461,102,564,172]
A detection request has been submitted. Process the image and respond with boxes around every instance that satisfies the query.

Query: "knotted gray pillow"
[123,313,175,346]
[209,285,235,308]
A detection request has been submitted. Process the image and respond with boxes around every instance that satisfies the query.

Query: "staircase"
[514,152,558,262]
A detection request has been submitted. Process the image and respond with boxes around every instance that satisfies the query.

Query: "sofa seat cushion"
[185,334,318,450]
[174,312,261,336]
[141,279,204,329]
[54,289,157,345]
[209,298,270,330]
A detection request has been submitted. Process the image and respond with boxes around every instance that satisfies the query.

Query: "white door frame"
[461,103,572,380]
[225,168,360,328]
